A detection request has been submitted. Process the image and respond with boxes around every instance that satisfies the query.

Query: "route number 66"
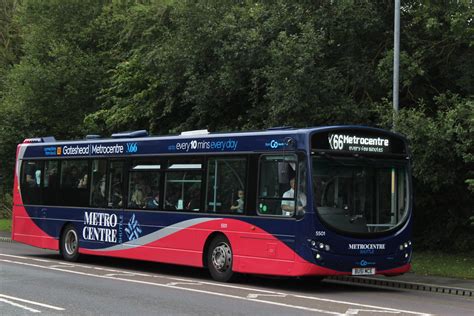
[328,134,344,150]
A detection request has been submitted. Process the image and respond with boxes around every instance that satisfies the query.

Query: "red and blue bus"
[12,126,412,281]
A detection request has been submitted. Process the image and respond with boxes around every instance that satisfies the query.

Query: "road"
[1,241,473,315]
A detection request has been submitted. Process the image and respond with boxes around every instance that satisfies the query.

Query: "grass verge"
[0,218,11,232]
[412,251,474,280]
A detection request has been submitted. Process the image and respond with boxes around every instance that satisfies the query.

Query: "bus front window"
[313,156,409,234]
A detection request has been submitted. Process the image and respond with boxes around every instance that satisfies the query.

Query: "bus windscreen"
[312,156,409,234]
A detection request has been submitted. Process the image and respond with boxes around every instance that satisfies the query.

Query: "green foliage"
[0,0,110,185]
[0,193,12,218]
[0,0,21,92]
[377,94,473,251]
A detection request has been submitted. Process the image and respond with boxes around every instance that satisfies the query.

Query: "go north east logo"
[125,214,142,241]
[357,259,375,267]
[265,139,285,149]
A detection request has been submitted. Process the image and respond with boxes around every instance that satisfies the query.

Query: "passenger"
[130,186,145,208]
[64,166,80,187]
[185,188,200,211]
[78,174,88,188]
[47,167,58,188]
[230,190,245,214]
[281,177,306,216]
[136,178,151,198]
[110,173,123,206]
[92,177,106,207]
[24,163,39,187]
[146,191,160,209]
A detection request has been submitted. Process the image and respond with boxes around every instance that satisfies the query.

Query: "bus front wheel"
[60,225,80,262]
[207,235,234,282]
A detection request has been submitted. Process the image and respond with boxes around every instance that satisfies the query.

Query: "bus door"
[240,154,304,264]
[107,160,126,210]
[84,159,125,247]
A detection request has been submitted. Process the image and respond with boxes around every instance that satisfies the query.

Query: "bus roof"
[18,126,408,159]
[22,125,405,145]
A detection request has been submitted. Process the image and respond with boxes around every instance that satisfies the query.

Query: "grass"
[0,218,11,232]
[411,251,474,280]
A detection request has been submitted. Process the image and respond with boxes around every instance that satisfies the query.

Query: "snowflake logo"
[125,214,142,241]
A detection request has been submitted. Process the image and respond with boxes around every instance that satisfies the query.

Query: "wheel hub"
[212,242,231,272]
[65,230,78,255]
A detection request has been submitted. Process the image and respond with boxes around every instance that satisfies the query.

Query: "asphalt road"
[1,241,473,315]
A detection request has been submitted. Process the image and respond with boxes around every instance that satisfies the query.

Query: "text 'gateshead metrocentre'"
[62,144,124,155]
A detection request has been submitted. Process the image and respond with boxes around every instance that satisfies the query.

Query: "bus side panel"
[79,218,300,276]
[11,145,58,250]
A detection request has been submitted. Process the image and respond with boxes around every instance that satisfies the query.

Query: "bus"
[12,126,412,281]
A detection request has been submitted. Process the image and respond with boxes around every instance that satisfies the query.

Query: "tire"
[207,235,234,282]
[60,224,80,262]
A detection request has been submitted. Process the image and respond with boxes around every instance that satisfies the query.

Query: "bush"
[378,94,474,252]
[0,193,12,219]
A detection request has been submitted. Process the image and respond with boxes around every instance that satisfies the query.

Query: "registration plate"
[352,267,376,276]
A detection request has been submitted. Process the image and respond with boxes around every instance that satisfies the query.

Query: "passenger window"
[206,157,247,214]
[128,159,161,210]
[43,160,59,205]
[21,160,43,205]
[90,160,107,208]
[258,155,305,217]
[59,160,89,206]
[164,158,202,211]
[108,161,124,208]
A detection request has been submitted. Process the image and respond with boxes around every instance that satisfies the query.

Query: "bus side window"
[21,160,43,205]
[164,158,202,211]
[90,160,107,208]
[59,160,89,207]
[108,161,124,208]
[43,160,59,205]
[206,157,247,214]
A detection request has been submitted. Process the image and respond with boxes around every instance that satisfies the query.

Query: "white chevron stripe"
[87,217,222,252]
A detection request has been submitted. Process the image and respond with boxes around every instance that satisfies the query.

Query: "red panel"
[80,246,203,267]
[12,206,59,250]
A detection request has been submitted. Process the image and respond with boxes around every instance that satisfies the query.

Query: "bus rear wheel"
[60,225,80,262]
[207,235,234,282]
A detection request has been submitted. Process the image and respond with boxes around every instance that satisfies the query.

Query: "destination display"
[328,133,390,153]
[312,129,407,155]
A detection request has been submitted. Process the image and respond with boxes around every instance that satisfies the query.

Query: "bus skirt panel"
[12,204,59,251]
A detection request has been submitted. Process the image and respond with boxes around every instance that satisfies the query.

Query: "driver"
[281,177,306,216]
